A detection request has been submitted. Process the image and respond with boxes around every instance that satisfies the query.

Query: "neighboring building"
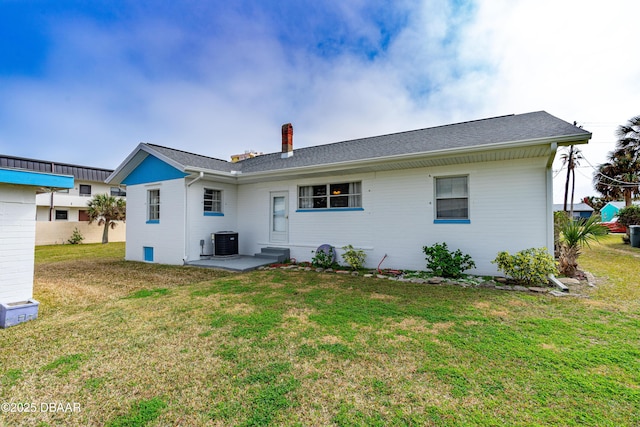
[600,201,640,222]
[107,111,591,275]
[0,155,126,245]
[553,203,594,219]
[0,167,73,327]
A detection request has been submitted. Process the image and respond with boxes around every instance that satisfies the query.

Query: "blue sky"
[1,0,639,201]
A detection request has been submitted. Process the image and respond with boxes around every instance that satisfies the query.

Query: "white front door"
[270,192,289,243]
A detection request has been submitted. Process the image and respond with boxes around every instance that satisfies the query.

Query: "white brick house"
[107,111,591,275]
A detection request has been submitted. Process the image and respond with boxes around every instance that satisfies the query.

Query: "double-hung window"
[204,189,223,215]
[111,187,127,197]
[435,176,469,222]
[148,189,160,223]
[79,184,92,197]
[298,182,362,210]
[55,210,68,220]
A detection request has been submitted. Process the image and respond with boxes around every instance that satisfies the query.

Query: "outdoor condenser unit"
[212,231,238,256]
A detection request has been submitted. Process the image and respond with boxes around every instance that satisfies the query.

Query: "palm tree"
[594,116,640,206]
[594,148,640,206]
[616,115,640,153]
[557,215,608,277]
[87,194,126,244]
[560,145,583,216]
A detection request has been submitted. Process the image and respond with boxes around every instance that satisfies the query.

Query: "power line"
[554,152,640,188]
[582,156,640,187]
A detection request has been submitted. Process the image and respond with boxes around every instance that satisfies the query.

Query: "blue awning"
[0,168,74,189]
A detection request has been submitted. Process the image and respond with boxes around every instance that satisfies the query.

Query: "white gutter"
[184,172,203,263]
[167,133,592,187]
[187,171,204,186]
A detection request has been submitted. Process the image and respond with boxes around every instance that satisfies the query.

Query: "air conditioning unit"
[212,231,238,256]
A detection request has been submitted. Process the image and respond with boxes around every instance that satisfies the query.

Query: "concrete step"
[254,247,290,263]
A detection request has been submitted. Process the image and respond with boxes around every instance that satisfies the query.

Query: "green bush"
[617,205,640,227]
[492,248,557,286]
[67,227,84,244]
[422,242,475,278]
[311,246,336,269]
[341,244,366,270]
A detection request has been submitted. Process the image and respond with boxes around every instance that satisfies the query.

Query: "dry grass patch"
[369,292,398,301]
[394,317,430,333]
[429,321,455,334]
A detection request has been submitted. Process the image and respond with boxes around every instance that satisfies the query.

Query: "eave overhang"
[108,131,591,186]
[233,133,592,183]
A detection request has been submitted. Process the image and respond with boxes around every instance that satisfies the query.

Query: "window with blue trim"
[148,189,160,222]
[204,188,222,215]
[435,176,469,220]
[298,182,361,210]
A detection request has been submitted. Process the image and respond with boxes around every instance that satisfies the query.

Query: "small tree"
[67,227,84,245]
[87,194,126,244]
[557,215,608,277]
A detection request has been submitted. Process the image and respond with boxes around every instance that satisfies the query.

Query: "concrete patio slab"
[186,255,276,272]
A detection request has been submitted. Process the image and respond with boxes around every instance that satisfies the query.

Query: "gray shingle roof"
[0,155,113,182]
[238,111,589,173]
[146,144,235,173]
[140,111,590,175]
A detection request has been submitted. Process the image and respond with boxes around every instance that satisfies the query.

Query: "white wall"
[237,157,549,275]
[36,206,83,222]
[35,221,126,245]
[0,184,36,302]
[185,180,238,260]
[35,180,121,221]
[125,178,185,264]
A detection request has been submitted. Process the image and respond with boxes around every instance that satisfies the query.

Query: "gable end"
[122,155,188,185]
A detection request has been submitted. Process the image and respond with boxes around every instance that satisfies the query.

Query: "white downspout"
[546,143,558,257]
[187,171,204,187]
[184,172,204,263]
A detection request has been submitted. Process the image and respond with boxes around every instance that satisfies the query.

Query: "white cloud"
[1,0,639,205]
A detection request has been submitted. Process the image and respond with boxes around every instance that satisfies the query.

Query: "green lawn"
[1,241,638,426]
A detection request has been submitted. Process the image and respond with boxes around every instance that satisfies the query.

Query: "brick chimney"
[281,123,293,158]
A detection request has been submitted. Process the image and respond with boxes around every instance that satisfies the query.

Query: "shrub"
[617,205,640,228]
[311,246,336,269]
[422,242,475,278]
[341,245,366,270]
[67,227,84,244]
[492,248,557,286]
